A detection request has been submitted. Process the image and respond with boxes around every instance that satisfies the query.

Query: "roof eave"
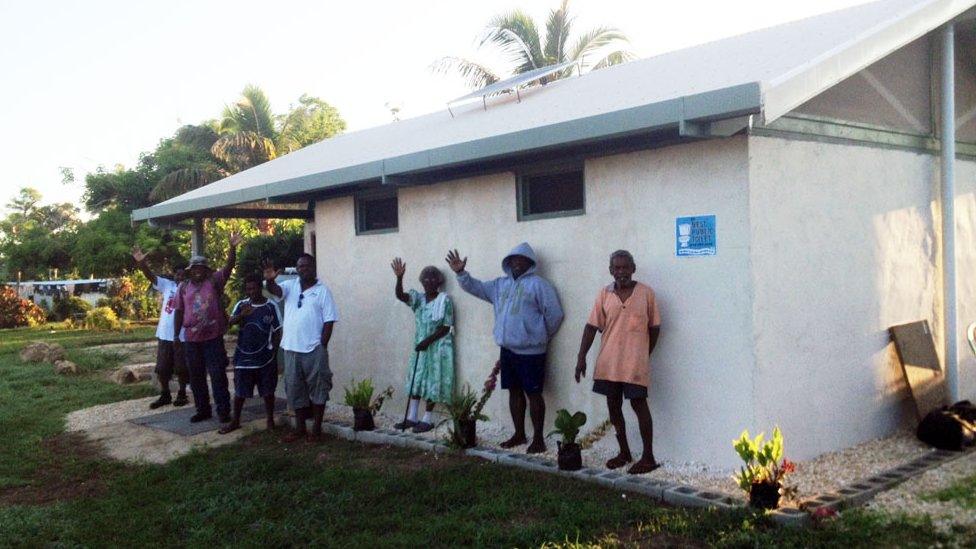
[132,81,762,224]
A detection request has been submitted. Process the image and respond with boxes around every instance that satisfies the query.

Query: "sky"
[0,0,870,213]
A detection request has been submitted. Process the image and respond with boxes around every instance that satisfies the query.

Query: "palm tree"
[432,0,634,90]
[150,86,346,203]
[211,85,279,174]
[149,123,228,203]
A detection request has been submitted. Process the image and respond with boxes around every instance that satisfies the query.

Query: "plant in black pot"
[444,362,500,449]
[343,378,394,431]
[732,426,796,510]
[547,409,587,471]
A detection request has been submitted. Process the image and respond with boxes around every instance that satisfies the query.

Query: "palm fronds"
[543,0,572,65]
[435,1,634,90]
[430,56,503,89]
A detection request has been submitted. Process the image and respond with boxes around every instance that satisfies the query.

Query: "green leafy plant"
[547,409,587,444]
[732,426,796,492]
[344,378,374,409]
[442,363,502,449]
[343,378,393,413]
[51,295,91,322]
[84,306,121,331]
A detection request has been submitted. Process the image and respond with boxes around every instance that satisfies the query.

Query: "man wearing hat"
[173,232,242,423]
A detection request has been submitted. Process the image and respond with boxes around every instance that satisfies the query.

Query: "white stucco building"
[134,0,976,467]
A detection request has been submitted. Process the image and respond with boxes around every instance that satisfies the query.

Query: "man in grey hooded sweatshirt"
[446,243,564,453]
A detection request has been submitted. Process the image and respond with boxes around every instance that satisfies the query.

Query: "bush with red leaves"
[0,286,46,328]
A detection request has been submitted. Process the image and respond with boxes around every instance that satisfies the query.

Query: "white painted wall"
[313,137,756,466]
[747,135,976,460]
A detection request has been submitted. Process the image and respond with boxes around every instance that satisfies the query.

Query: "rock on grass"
[19,342,66,363]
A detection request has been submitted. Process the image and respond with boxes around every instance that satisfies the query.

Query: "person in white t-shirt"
[132,246,189,409]
[263,253,339,442]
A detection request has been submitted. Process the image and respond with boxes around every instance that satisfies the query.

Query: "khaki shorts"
[283,346,332,409]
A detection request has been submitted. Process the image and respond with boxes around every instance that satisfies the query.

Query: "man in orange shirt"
[575,250,661,474]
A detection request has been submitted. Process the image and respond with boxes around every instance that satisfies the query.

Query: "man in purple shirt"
[173,232,241,423]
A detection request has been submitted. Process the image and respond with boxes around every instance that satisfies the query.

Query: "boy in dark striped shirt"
[219,273,281,434]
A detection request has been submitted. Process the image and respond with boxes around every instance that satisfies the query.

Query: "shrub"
[51,295,92,321]
[85,306,121,330]
[732,426,796,492]
[0,286,46,328]
[547,409,587,445]
[343,378,393,413]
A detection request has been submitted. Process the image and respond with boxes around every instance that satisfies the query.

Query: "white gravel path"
[327,404,934,505]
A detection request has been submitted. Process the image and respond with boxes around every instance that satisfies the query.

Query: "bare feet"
[606,453,633,469]
[500,434,528,449]
[282,431,306,443]
[526,439,546,454]
[627,458,660,475]
[217,422,241,435]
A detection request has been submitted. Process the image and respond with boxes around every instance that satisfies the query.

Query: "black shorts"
[155,339,188,385]
[499,347,546,395]
[593,379,648,400]
[234,364,278,399]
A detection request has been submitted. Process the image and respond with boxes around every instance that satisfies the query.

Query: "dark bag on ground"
[917,400,976,451]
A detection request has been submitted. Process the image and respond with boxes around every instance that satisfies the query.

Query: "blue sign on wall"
[676,215,716,256]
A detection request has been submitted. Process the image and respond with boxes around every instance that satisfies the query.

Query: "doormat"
[129,398,287,436]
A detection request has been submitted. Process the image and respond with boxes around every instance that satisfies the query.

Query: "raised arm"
[446,248,497,303]
[575,324,599,382]
[262,259,283,298]
[391,257,409,304]
[131,246,157,286]
[220,231,242,279]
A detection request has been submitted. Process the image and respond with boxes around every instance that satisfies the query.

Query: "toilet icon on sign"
[678,223,692,248]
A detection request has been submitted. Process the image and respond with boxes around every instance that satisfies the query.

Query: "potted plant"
[732,426,796,510]
[343,378,394,431]
[445,362,500,448]
[547,409,587,471]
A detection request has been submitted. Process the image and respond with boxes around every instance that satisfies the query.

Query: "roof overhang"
[132,82,761,224]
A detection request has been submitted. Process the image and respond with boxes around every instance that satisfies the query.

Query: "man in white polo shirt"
[264,253,339,442]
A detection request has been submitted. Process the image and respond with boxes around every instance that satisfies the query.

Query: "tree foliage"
[0,286,45,328]
[2,85,339,285]
[431,0,633,89]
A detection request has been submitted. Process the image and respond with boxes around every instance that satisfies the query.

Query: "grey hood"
[501,242,538,278]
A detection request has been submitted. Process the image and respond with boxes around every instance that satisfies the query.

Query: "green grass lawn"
[0,326,970,547]
[925,473,976,509]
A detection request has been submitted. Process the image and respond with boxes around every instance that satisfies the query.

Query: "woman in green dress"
[391,257,455,432]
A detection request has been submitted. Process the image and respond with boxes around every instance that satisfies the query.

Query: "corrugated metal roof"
[133,0,976,223]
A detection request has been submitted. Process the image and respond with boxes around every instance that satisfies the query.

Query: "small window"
[355,192,398,235]
[517,166,585,221]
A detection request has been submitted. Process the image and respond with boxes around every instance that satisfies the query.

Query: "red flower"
[810,506,837,522]
[780,459,796,474]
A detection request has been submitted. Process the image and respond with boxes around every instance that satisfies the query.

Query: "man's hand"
[575,356,587,383]
[131,246,147,263]
[229,231,243,247]
[262,259,281,282]
[239,303,253,317]
[445,249,467,274]
[391,257,406,278]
